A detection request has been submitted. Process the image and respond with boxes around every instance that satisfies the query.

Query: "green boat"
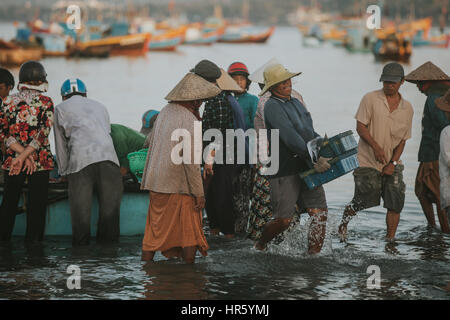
[2,178,149,237]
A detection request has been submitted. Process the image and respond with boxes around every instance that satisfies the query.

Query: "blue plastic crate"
[319,130,358,158]
[300,149,359,189]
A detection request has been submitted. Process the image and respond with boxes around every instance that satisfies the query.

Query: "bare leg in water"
[255,209,328,254]
[340,207,402,243]
[418,196,450,233]
[436,202,450,234]
[142,250,155,261]
[338,205,357,242]
[181,246,197,264]
[255,217,292,250]
[307,208,328,255]
[418,195,436,227]
[141,246,198,264]
[386,210,400,240]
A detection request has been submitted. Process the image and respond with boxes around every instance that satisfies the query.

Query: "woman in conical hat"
[247,60,306,245]
[140,72,221,263]
[405,61,450,233]
[254,63,330,255]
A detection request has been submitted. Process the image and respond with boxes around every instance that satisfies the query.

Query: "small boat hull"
[413,35,450,48]
[11,193,149,236]
[69,46,111,58]
[75,33,151,56]
[0,40,42,66]
[149,36,183,51]
[183,26,223,46]
[219,26,275,44]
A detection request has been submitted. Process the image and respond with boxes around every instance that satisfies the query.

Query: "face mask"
[18,82,49,92]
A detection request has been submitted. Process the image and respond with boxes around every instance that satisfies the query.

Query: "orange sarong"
[142,191,208,258]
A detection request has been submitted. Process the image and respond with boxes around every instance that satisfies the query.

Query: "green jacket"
[110,124,146,169]
[418,89,450,162]
[235,92,259,129]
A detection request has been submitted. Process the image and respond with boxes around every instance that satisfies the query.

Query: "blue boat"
[183,26,223,46]
[15,28,68,56]
[33,32,68,56]
[6,180,149,237]
[149,36,183,51]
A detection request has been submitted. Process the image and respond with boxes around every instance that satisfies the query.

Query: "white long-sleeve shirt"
[53,95,119,176]
[439,125,450,209]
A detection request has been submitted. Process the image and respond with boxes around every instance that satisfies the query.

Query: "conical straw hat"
[405,61,450,83]
[216,68,244,92]
[248,57,279,84]
[165,72,221,101]
[259,63,301,96]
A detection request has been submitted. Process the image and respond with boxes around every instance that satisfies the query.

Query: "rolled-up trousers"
[68,161,123,245]
[0,170,50,243]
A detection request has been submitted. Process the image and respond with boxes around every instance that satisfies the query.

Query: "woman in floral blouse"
[0,61,54,243]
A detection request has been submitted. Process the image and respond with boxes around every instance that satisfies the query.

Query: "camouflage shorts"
[350,165,406,214]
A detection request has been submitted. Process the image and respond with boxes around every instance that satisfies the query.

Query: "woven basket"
[127,149,148,180]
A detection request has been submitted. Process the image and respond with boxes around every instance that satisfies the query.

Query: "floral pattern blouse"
[0,89,55,171]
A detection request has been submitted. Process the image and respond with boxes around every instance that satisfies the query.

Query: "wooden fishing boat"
[5,179,149,237]
[219,26,275,43]
[33,32,69,57]
[0,40,42,67]
[343,28,376,53]
[372,34,412,62]
[74,33,151,56]
[68,45,111,58]
[413,32,450,48]
[183,26,224,45]
[149,36,183,51]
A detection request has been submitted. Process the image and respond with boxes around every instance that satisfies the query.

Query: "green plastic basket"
[127,148,148,180]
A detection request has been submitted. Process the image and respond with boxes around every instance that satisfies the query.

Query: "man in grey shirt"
[53,78,123,245]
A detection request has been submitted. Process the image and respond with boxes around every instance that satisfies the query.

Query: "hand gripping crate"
[318,130,358,158]
[300,148,359,190]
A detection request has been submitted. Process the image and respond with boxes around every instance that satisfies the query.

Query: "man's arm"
[356,120,387,164]
[381,139,406,176]
[53,109,70,176]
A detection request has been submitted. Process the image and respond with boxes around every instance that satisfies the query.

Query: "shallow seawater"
[0,24,450,299]
[1,212,449,300]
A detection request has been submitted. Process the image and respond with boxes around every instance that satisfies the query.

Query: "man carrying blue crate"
[254,63,331,255]
[53,78,123,246]
[338,63,414,245]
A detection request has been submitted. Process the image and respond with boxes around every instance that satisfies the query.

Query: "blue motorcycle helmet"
[61,78,87,99]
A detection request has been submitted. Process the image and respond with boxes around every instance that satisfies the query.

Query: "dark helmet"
[19,61,47,83]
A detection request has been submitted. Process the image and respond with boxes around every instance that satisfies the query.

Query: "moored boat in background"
[183,25,224,45]
[219,26,275,43]
[0,39,42,67]
[73,32,151,56]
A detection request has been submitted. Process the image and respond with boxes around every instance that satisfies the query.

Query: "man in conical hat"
[140,71,221,264]
[405,61,450,233]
